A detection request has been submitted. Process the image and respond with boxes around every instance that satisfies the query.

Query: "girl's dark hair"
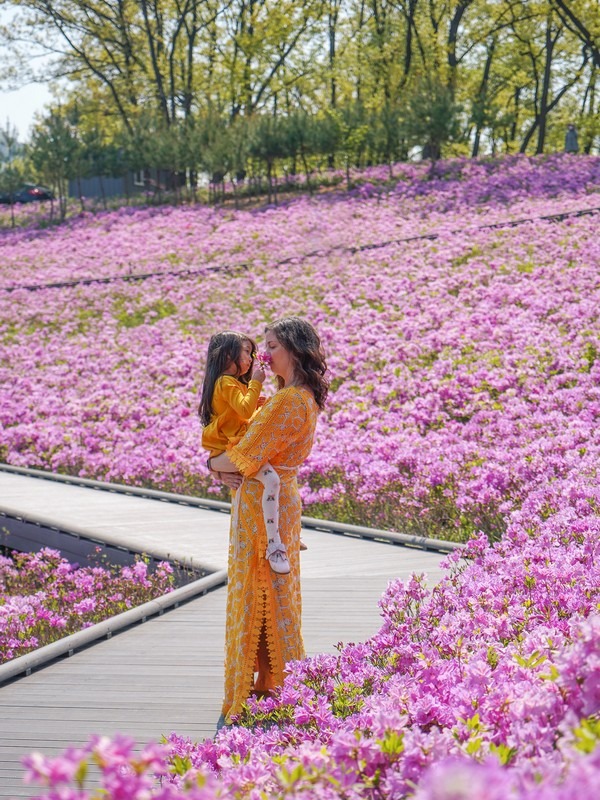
[266,317,329,410]
[198,331,257,425]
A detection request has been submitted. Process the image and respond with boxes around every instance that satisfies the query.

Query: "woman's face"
[265,330,294,382]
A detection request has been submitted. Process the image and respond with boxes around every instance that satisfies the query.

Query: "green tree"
[404,78,463,161]
[282,111,321,192]
[368,100,404,174]
[247,114,290,203]
[551,0,600,66]
[3,0,600,193]
[329,103,370,187]
[505,2,589,154]
[224,0,325,117]
[28,111,82,220]
[4,0,227,130]
[0,121,26,227]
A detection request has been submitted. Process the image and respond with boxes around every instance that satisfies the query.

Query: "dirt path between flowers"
[0,471,450,798]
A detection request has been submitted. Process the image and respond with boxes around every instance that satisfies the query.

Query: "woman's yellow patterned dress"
[224,386,318,721]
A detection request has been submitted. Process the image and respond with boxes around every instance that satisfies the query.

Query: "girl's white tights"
[255,463,289,573]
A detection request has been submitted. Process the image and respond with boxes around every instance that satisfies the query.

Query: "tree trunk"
[400,0,419,84]
[139,0,171,126]
[59,177,67,222]
[77,175,85,212]
[520,120,538,154]
[99,175,107,210]
[472,38,495,158]
[301,150,313,194]
[471,37,496,158]
[447,2,471,98]
[355,0,366,103]
[536,12,555,155]
[510,87,521,152]
[582,66,597,154]
[267,160,273,204]
[328,1,339,109]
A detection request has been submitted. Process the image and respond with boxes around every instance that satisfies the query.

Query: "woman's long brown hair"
[266,317,329,410]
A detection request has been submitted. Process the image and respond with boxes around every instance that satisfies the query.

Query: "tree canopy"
[1,0,598,192]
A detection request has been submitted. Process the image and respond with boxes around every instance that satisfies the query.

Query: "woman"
[206,317,328,727]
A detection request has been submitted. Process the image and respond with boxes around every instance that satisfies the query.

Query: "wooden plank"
[0,473,231,572]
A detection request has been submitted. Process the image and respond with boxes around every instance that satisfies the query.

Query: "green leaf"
[74,758,88,787]
[277,763,308,787]
[378,730,405,757]
[489,742,517,765]
[466,736,482,755]
[170,755,193,775]
[572,717,600,754]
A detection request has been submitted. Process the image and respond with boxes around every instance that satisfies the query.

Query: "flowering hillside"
[2,154,600,541]
[6,153,600,798]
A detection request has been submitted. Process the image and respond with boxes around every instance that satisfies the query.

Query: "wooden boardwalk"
[0,471,451,798]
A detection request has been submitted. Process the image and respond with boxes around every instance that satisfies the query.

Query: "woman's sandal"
[215,713,229,733]
[265,540,290,574]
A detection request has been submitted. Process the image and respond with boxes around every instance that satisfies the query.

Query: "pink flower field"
[1,153,600,798]
[2,154,600,540]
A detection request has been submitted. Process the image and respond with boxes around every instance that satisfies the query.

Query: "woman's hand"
[215,470,243,490]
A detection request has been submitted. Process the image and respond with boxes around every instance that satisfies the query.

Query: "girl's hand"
[251,364,266,382]
[256,395,267,407]
[218,471,243,490]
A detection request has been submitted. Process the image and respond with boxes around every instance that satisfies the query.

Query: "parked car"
[0,184,54,204]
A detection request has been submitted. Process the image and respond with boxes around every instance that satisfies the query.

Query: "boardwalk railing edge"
[0,462,462,553]
[0,567,228,686]
[0,504,223,574]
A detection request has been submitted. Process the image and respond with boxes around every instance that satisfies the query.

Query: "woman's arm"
[208,452,238,473]
[207,452,243,489]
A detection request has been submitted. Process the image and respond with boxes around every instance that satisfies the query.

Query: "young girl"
[199,330,291,574]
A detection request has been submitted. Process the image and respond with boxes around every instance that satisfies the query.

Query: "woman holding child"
[201,316,328,728]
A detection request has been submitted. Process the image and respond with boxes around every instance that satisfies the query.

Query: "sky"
[1,82,53,141]
[1,6,54,142]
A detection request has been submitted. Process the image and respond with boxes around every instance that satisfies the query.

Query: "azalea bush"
[2,154,600,541]
[22,478,600,797]
[0,547,174,663]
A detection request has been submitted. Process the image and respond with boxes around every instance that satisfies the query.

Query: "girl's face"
[265,330,294,383]
[225,340,253,377]
[237,340,254,376]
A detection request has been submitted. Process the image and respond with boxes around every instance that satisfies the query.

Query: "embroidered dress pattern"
[223,387,318,721]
